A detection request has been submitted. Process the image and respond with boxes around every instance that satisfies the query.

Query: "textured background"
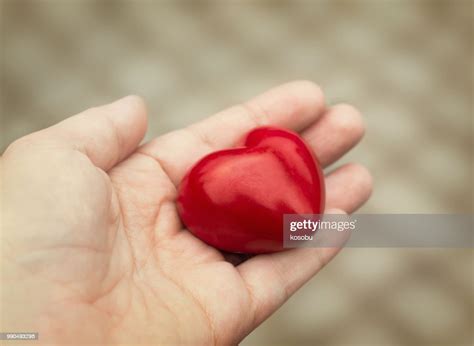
[1,0,473,345]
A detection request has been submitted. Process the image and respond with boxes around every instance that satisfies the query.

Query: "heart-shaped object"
[177,126,325,254]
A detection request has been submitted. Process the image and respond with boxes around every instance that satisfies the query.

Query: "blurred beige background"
[1,0,472,345]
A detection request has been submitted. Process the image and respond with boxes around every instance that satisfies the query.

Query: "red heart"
[177,126,325,254]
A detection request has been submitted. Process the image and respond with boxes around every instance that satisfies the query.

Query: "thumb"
[7,95,148,171]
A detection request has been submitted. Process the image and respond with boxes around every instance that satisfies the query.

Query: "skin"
[1,81,372,345]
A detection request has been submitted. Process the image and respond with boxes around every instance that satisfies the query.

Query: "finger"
[301,103,365,167]
[139,80,325,185]
[325,163,373,213]
[238,208,347,328]
[9,95,148,171]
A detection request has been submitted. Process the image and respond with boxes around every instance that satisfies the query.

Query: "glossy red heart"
[177,126,325,254]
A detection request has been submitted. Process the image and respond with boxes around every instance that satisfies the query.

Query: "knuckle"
[293,80,324,106]
[332,103,365,137]
[124,95,147,115]
[3,134,39,156]
[294,80,323,97]
[347,163,374,197]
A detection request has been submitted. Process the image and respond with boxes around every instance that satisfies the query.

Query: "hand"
[1,81,372,345]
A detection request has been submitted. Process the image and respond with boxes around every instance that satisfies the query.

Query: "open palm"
[1,81,372,345]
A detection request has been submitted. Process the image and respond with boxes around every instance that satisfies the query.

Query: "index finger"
[139,80,325,185]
